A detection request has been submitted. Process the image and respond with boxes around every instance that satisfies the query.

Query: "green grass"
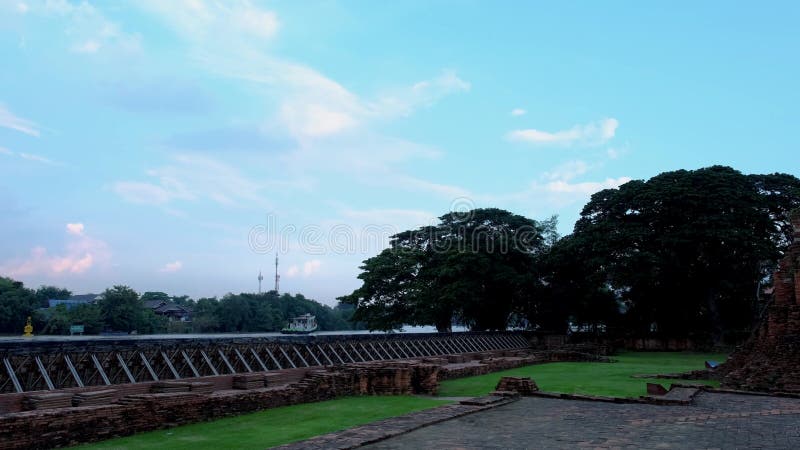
[77,352,726,448]
[438,351,728,398]
[77,396,450,450]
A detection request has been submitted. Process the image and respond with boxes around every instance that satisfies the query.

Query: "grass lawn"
[77,395,450,450]
[438,351,728,398]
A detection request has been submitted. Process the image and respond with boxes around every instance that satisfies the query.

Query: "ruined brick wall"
[1,350,573,449]
[722,210,800,393]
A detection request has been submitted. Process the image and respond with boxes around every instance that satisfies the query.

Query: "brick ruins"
[494,376,539,396]
[0,349,604,449]
[722,210,800,393]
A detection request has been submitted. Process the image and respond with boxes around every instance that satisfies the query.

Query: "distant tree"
[171,295,195,308]
[140,291,170,304]
[0,277,40,334]
[69,303,104,334]
[35,285,72,307]
[98,285,143,333]
[41,304,72,335]
[136,308,168,334]
[216,294,255,332]
[191,297,221,332]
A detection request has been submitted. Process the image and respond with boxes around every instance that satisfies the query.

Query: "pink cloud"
[0,224,109,277]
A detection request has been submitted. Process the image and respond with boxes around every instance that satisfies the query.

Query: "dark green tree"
[341,208,549,331]
[559,166,799,344]
[140,291,170,304]
[97,285,143,333]
[0,277,40,334]
[35,285,72,307]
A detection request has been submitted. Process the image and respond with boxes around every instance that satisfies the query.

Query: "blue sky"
[1,1,798,304]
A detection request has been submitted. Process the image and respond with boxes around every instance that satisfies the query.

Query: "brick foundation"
[722,210,800,393]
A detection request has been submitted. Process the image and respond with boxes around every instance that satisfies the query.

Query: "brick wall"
[0,349,611,448]
[722,210,800,393]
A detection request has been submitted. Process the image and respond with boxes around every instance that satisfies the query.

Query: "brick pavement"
[361,392,800,449]
[275,396,518,450]
[271,392,798,449]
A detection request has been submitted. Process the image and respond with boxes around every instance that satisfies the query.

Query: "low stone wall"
[438,350,607,381]
[0,349,607,449]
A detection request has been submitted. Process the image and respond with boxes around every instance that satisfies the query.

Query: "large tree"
[341,208,551,331]
[558,166,800,344]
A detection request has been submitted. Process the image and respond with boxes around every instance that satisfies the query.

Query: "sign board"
[69,325,84,335]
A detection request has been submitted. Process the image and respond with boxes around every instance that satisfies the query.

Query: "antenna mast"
[274,254,280,294]
[257,270,263,294]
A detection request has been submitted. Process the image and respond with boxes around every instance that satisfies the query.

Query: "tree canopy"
[340,208,554,331]
[341,166,800,343]
[543,166,800,343]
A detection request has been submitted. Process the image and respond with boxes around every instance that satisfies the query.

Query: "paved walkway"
[362,392,800,449]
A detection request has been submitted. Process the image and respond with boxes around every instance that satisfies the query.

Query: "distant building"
[143,300,192,322]
[47,294,102,310]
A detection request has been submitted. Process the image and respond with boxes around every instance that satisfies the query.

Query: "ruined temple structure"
[722,210,800,393]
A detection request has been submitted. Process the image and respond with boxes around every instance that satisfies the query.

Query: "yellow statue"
[23,316,33,337]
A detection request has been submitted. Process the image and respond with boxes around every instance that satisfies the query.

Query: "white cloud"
[18,152,57,165]
[606,144,630,160]
[375,70,471,118]
[0,104,40,136]
[129,0,471,209]
[138,0,279,43]
[340,208,437,230]
[283,260,322,278]
[113,181,183,206]
[160,261,183,273]
[0,223,110,277]
[543,160,591,181]
[279,102,359,137]
[303,259,321,276]
[507,118,619,147]
[476,159,631,212]
[71,40,101,53]
[544,176,632,195]
[16,2,28,13]
[0,147,61,165]
[384,174,472,199]
[19,0,140,55]
[113,153,283,209]
[138,2,467,141]
[66,223,84,235]
[511,108,526,116]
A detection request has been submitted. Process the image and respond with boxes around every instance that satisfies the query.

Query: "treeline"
[341,166,800,345]
[0,280,354,335]
[189,291,354,333]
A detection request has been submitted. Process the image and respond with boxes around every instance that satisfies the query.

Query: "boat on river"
[280,313,318,334]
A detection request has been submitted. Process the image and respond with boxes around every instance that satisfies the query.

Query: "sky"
[1,1,798,305]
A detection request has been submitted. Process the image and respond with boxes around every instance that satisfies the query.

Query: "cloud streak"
[113,153,281,209]
[507,118,619,147]
[0,147,61,165]
[0,104,40,136]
